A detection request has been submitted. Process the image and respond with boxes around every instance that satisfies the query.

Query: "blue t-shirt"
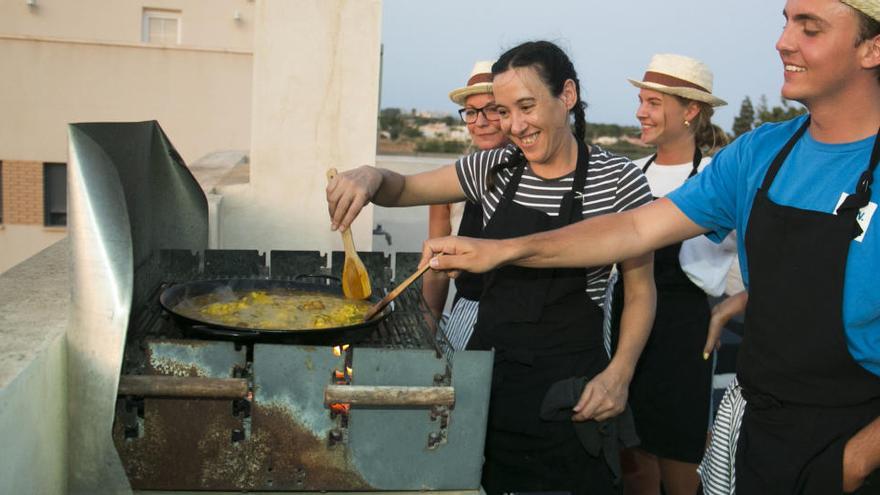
[669,114,880,376]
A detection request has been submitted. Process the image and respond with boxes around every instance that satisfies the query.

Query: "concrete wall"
[218,0,383,254]
[0,241,70,495]
[0,0,255,49]
[0,36,252,165]
[0,333,67,495]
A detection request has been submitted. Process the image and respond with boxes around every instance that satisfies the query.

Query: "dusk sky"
[379,0,795,132]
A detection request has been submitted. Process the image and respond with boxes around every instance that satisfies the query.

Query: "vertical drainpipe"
[207,192,222,249]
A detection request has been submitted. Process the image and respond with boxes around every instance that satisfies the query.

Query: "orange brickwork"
[2,161,44,225]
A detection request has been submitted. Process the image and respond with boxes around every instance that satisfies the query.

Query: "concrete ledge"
[0,238,69,495]
[0,238,70,389]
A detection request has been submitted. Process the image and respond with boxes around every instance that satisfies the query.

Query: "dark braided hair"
[486,41,588,190]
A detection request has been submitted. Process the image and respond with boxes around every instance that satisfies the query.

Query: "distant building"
[593,136,619,146]
[0,0,255,274]
[620,135,652,147]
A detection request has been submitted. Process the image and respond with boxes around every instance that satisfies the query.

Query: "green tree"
[755,95,806,126]
[732,96,755,137]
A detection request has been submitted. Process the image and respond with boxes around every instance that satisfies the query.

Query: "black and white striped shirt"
[455,144,653,307]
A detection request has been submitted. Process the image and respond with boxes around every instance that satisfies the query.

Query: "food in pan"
[174,289,371,331]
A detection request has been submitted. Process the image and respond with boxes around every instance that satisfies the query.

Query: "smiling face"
[463,93,507,150]
[776,0,870,106]
[635,88,695,146]
[491,66,576,167]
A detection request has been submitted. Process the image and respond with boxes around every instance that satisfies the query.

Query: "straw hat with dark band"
[628,53,727,107]
[842,0,880,22]
[449,60,494,106]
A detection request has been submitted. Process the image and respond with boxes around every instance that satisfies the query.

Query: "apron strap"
[837,125,880,214]
[641,147,702,179]
[759,118,811,191]
[559,139,591,224]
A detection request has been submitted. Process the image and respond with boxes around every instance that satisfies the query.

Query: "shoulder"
[590,145,647,183]
[459,144,518,168]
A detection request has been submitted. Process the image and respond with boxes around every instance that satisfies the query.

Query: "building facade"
[0,0,256,273]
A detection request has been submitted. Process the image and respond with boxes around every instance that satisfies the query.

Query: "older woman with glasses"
[422,61,509,351]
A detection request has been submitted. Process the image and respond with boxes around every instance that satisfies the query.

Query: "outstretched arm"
[327,164,464,231]
[425,198,708,273]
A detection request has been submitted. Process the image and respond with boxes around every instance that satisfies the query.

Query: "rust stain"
[247,403,373,490]
[145,346,205,377]
[112,399,372,490]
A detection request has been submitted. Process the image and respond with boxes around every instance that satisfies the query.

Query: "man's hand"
[326,166,383,231]
[703,291,748,359]
[422,236,508,277]
[843,416,880,492]
[572,368,629,422]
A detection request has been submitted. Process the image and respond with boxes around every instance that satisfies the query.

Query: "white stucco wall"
[218,0,383,254]
[0,36,252,165]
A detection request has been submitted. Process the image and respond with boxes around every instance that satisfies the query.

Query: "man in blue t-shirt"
[424,0,880,492]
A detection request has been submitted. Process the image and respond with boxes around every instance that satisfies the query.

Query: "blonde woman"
[609,54,735,495]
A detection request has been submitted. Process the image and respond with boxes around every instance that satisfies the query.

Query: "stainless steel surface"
[67,121,208,494]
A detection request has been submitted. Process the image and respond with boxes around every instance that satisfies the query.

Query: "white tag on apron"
[835,192,877,242]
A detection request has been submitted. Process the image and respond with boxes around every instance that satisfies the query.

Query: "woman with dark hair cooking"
[327,40,655,494]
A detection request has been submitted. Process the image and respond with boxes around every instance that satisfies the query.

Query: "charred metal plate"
[347,348,493,490]
[115,340,250,490]
[145,339,246,378]
[252,344,371,490]
[113,397,246,490]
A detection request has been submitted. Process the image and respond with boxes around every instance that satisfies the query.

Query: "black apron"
[610,148,712,463]
[467,141,618,495]
[736,119,880,494]
[452,199,484,302]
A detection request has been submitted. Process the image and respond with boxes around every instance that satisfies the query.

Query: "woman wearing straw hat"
[609,54,734,495]
[329,40,655,494]
[421,61,508,351]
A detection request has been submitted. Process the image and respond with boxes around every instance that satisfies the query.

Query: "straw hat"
[842,0,880,21]
[449,61,494,106]
[628,54,727,107]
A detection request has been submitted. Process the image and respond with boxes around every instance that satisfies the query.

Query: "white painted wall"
[0,36,252,165]
[218,0,383,254]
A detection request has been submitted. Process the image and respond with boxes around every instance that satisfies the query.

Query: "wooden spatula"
[326,168,372,300]
[364,256,439,321]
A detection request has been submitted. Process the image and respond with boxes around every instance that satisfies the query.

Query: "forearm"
[499,199,705,269]
[371,168,408,206]
[373,166,465,207]
[847,416,880,481]
[607,255,656,380]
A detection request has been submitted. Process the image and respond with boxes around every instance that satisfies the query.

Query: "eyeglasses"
[458,104,501,124]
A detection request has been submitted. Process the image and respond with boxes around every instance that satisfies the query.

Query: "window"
[43,163,66,227]
[142,9,181,45]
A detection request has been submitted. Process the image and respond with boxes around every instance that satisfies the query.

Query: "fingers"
[326,172,370,231]
[703,319,722,360]
[572,384,599,421]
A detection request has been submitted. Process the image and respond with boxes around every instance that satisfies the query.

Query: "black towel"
[540,376,640,483]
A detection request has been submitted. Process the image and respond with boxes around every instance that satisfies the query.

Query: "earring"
[684,120,691,128]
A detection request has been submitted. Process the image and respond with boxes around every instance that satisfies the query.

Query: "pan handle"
[324,385,454,407]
